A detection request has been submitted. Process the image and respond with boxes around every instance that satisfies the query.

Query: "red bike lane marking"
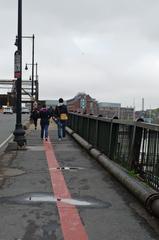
[44,139,88,240]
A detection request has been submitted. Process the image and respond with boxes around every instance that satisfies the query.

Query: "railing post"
[68,113,72,128]
[108,119,113,158]
[80,115,83,136]
[86,117,90,142]
[128,124,143,170]
[71,113,75,130]
[109,120,119,161]
[94,118,99,148]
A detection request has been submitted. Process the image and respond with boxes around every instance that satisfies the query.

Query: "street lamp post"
[13,0,26,147]
[15,35,35,111]
[23,34,35,112]
[25,62,38,102]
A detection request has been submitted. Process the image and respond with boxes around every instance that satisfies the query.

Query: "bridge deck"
[0,122,158,240]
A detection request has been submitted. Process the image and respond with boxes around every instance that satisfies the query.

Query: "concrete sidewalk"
[0,121,159,240]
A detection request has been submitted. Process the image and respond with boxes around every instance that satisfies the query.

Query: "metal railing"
[68,113,159,191]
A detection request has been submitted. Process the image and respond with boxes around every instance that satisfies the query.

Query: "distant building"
[67,93,98,115]
[0,93,15,108]
[98,102,121,118]
[43,94,135,121]
[98,102,134,120]
[144,108,159,124]
[36,99,59,110]
[45,100,59,108]
[144,117,153,123]
[135,110,145,120]
[119,107,134,121]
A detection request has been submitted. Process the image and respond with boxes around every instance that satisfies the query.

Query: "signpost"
[14,50,21,78]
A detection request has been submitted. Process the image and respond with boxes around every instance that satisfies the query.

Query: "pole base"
[13,125,26,147]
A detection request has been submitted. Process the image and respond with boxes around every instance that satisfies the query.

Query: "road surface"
[0,113,29,145]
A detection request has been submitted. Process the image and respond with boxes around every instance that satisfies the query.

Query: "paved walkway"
[0,121,159,240]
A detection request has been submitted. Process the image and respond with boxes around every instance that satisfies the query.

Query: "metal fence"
[68,113,159,191]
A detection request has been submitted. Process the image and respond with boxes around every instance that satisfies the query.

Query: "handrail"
[68,112,159,192]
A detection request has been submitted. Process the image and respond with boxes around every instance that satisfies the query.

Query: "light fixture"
[25,64,28,70]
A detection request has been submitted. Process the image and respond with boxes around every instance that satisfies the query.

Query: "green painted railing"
[68,112,159,191]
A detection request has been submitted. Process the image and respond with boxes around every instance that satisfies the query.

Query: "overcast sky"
[1,0,159,110]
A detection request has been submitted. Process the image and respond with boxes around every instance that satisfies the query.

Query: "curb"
[0,119,31,187]
[0,119,30,155]
[0,134,14,155]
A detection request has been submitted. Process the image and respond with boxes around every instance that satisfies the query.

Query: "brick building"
[67,93,98,115]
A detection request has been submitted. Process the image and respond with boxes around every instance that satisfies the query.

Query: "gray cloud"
[1,0,159,109]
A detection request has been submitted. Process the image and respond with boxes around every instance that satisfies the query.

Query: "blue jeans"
[41,123,49,139]
[57,120,66,138]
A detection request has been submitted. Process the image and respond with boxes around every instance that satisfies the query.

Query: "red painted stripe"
[44,138,88,240]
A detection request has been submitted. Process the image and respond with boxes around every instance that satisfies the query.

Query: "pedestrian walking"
[30,108,39,130]
[39,104,51,141]
[48,106,55,117]
[54,98,68,140]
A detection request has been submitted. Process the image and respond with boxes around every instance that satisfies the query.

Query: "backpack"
[60,113,68,120]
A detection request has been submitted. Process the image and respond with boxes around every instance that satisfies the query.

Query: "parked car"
[21,107,30,114]
[3,107,13,114]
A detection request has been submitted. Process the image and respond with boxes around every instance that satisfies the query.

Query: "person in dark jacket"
[48,106,55,117]
[54,98,68,140]
[39,104,51,140]
[30,108,39,130]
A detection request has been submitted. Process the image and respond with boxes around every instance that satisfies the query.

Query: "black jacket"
[31,109,39,120]
[54,104,68,118]
[39,107,51,125]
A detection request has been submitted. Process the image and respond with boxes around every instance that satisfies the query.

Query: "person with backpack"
[30,108,39,130]
[54,98,68,140]
[39,104,51,141]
